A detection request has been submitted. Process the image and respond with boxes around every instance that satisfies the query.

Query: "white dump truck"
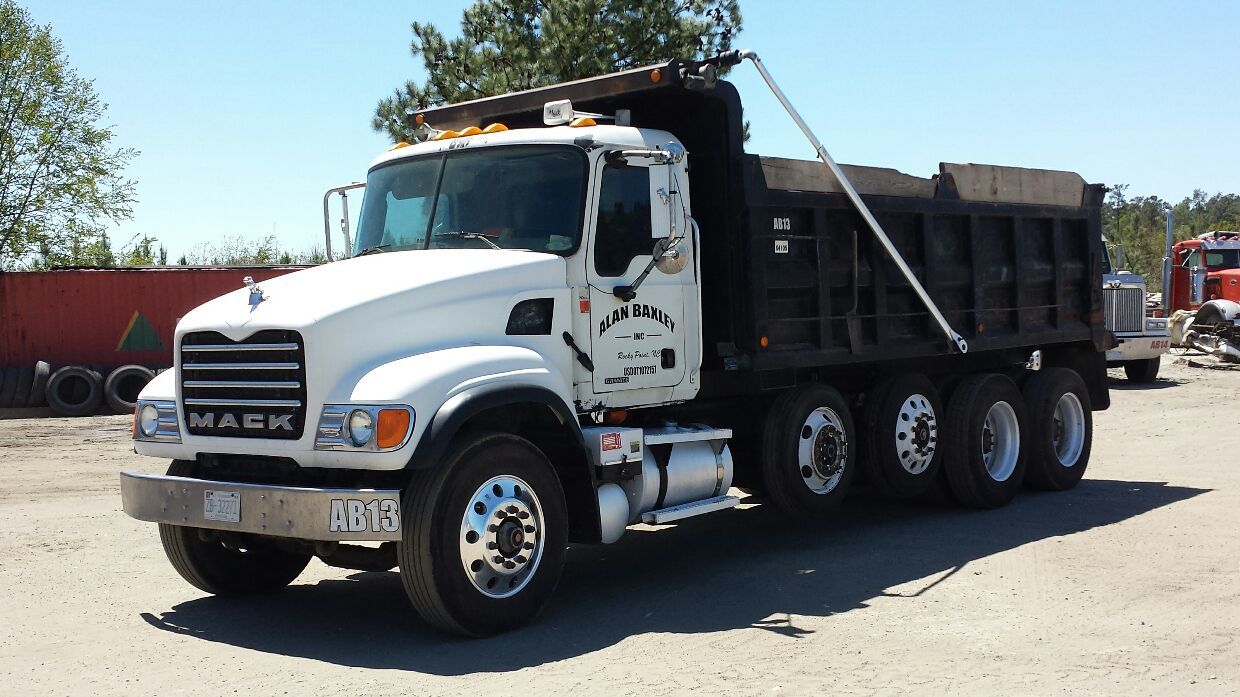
[121,52,1111,636]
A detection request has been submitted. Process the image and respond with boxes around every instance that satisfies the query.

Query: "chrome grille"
[1103,286,1144,333]
[180,330,307,439]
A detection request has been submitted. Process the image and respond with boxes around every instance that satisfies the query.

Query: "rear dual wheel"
[860,374,944,498]
[943,374,1028,509]
[1022,368,1092,491]
[760,384,856,518]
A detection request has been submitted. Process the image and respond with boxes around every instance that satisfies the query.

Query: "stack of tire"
[0,363,157,417]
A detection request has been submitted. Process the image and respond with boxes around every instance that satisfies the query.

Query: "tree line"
[1103,186,1240,292]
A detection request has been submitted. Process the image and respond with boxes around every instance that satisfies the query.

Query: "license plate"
[203,490,241,523]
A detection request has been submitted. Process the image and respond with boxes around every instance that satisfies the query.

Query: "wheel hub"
[894,394,938,474]
[459,475,543,598]
[813,425,842,479]
[798,407,849,494]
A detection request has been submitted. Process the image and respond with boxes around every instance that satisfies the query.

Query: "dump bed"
[722,157,1107,374]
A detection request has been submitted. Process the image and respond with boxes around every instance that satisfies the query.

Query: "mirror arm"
[612,218,697,302]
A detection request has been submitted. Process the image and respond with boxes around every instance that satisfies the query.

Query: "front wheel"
[398,432,567,636]
[1123,357,1160,383]
[158,461,311,594]
[759,384,857,518]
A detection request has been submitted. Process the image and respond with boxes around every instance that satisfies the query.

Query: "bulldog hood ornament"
[243,276,266,309]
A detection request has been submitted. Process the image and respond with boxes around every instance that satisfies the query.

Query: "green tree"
[1103,185,1240,293]
[0,1,137,269]
[374,0,741,141]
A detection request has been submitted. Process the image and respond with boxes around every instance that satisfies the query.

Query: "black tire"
[0,366,17,408]
[11,365,34,408]
[45,366,103,417]
[943,374,1028,509]
[859,373,944,498]
[104,364,156,414]
[27,361,50,408]
[1022,368,1092,491]
[1123,358,1160,383]
[398,432,568,636]
[158,460,311,594]
[759,384,857,518]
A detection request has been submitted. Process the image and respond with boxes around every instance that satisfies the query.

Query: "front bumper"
[1106,333,1171,362]
[119,471,402,541]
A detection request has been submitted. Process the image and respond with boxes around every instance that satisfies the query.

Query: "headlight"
[138,404,160,437]
[133,400,181,443]
[348,409,374,447]
[315,404,414,452]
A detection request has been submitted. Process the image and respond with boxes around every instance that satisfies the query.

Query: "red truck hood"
[1211,268,1240,302]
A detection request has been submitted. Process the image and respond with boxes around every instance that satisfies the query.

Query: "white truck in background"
[1101,238,1170,382]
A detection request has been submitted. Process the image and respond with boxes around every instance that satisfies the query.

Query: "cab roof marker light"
[432,129,460,141]
[482,123,508,133]
[459,126,483,136]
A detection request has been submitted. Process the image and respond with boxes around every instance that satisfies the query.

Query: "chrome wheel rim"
[1052,392,1085,468]
[894,393,937,474]
[797,407,848,494]
[459,475,544,598]
[980,401,1020,482]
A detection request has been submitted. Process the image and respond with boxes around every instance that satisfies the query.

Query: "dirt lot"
[2,358,1238,696]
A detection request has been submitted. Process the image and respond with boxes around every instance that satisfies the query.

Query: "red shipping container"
[0,266,306,369]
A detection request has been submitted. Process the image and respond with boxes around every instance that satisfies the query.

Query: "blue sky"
[21,0,1240,259]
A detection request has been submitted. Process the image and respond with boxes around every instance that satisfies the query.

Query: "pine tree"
[374,0,741,142]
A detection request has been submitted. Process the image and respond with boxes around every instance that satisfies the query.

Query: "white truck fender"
[346,345,582,466]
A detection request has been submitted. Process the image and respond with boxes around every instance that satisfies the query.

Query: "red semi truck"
[1162,227,1240,360]
[0,266,304,414]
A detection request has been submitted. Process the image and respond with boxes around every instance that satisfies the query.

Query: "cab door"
[586,161,689,393]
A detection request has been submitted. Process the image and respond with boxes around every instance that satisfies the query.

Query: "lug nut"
[506,505,519,515]
[487,541,497,549]
[524,525,535,533]
[488,524,498,532]
[493,555,504,564]
[523,542,534,550]
[518,511,530,520]
[503,561,516,569]
[516,555,527,564]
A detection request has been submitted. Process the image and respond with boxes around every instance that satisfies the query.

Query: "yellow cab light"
[482,123,508,133]
[569,117,597,127]
[387,141,411,151]
[650,69,662,83]
[459,126,483,136]
[376,409,412,450]
[432,129,460,141]
[414,113,425,125]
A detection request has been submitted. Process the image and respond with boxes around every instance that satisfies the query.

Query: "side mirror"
[654,237,688,274]
[1113,244,1126,271]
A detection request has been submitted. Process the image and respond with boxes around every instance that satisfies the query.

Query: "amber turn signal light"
[375,408,411,450]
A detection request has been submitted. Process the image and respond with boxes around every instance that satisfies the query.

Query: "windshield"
[353,145,587,255]
[1204,249,1240,269]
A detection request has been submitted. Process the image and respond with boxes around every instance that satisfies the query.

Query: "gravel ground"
[1,357,1238,696]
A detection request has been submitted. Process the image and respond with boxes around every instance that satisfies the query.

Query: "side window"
[594,166,652,277]
[1185,249,1201,268]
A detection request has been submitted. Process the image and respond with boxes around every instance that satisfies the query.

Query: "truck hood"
[177,249,566,336]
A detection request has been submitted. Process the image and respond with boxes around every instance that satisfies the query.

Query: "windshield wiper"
[432,231,502,250]
[354,244,392,257]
